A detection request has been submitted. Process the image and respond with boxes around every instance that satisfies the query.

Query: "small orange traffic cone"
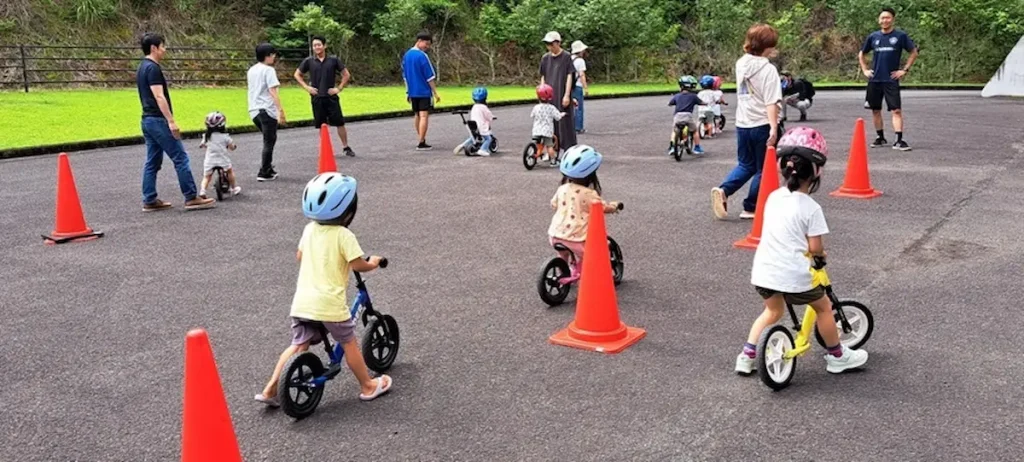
[734,146,779,250]
[317,124,337,174]
[42,153,103,245]
[831,118,883,199]
[549,202,645,354]
[182,329,242,462]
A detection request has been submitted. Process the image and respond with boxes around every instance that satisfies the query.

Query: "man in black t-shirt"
[294,36,355,157]
[858,7,919,151]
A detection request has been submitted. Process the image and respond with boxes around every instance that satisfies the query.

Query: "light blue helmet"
[302,173,357,221]
[559,144,602,179]
[700,75,715,89]
[472,86,488,103]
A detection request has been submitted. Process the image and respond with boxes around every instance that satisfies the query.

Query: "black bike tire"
[537,257,571,307]
[362,314,400,373]
[278,352,326,419]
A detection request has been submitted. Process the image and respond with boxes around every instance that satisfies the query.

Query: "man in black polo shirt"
[135,32,214,212]
[294,35,355,157]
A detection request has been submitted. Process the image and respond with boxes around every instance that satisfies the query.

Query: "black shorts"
[312,96,344,127]
[865,82,902,111]
[410,97,433,113]
[755,286,826,306]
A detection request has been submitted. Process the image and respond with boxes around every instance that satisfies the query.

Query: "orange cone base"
[830,187,883,199]
[42,229,104,245]
[733,234,760,249]
[549,321,646,354]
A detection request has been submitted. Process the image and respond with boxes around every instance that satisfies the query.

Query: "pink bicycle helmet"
[712,76,723,90]
[536,84,554,102]
[777,126,827,167]
[205,111,226,128]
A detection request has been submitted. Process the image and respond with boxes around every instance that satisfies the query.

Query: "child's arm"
[296,250,302,261]
[350,255,383,273]
[554,112,565,120]
[602,200,622,213]
[807,235,825,256]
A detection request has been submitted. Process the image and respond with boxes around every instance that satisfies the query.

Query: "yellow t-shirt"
[290,222,364,322]
[548,183,602,242]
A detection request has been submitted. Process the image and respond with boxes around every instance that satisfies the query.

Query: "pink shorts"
[549,236,585,262]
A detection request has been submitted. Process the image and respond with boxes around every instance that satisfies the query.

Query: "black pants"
[252,110,278,176]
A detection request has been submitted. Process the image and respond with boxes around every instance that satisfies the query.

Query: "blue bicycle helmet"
[302,173,357,221]
[559,144,602,179]
[472,86,488,103]
[700,75,715,89]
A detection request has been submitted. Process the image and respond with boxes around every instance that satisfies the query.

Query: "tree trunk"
[434,9,454,83]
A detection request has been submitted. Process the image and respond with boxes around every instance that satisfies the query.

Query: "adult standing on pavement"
[295,35,356,157]
[711,24,782,221]
[858,7,919,151]
[248,43,287,181]
[539,31,577,152]
[402,31,442,151]
[136,33,215,212]
[570,40,590,134]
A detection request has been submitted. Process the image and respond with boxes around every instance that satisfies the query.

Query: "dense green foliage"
[2,0,1022,84]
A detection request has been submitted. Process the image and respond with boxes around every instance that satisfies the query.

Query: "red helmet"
[778,126,827,167]
[712,76,723,90]
[536,84,554,102]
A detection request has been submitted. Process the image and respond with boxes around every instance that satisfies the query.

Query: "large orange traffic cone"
[317,124,337,174]
[42,153,103,245]
[182,329,242,462]
[549,202,645,354]
[831,118,883,199]
[734,146,779,250]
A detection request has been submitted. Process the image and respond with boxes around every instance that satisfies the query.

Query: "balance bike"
[670,123,695,161]
[523,135,559,170]
[452,110,498,156]
[211,167,231,201]
[537,202,624,306]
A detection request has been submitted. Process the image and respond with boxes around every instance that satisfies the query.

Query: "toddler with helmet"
[198,111,240,198]
[531,84,566,165]
[668,75,705,156]
[255,173,392,406]
[696,74,728,137]
[454,86,496,156]
[734,127,868,377]
[548,145,621,282]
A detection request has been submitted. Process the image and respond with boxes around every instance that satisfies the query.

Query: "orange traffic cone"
[317,124,337,174]
[831,118,883,199]
[734,146,779,250]
[42,153,103,245]
[549,202,645,354]
[182,329,242,462]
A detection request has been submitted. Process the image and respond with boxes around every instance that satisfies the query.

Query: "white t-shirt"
[750,188,830,293]
[572,55,587,87]
[247,62,281,119]
[470,103,494,136]
[735,54,782,128]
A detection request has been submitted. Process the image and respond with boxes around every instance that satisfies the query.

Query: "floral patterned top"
[548,183,602,242]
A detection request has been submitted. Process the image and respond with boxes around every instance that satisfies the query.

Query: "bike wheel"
[814,301,874,350]
[213,170,224,201]
[699,122,708,139]
[672,128,683,162]
[491,137,499,153]
[278,351,326,419]
[717,115,726,131]
[537,257,571,306]
[362,314,400,373]
[757,325,796,390]
[608,237,624,286]
[523,144,538,170]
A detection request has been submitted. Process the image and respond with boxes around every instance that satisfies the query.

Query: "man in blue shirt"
[136,33,214,212]
[402,31,442,151]
[858,7,919,151]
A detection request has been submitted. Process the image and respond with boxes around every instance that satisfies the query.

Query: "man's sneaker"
[893,140,912,151]
[416,141,432,151]
[142,199,173,212]
[739,210,755,220]
[711,187,728,220]
[824,345,868,374]
[343,147,356,157]
[257,171,278,182]
[871,137,888,148]
[184,196,216,211]
[735,353,755,375]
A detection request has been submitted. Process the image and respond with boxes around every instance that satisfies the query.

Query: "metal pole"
[20,45,29,92]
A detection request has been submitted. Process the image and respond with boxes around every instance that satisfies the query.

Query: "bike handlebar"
[811,255,826,270]
[366,256,389,269]
[616,202,624,211]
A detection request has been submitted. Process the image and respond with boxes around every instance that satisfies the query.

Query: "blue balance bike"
[278,257,399,419]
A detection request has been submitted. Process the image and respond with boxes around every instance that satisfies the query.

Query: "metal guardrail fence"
[0,45,310,92]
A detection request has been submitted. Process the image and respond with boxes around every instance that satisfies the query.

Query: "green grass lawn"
[0,82,978,151]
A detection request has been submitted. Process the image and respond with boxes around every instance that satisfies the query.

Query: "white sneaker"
[825,345,868,373]
[739,210,755,220]
[735,353,755,375]
[231,186,242,196]
[453,145,464,156]
[540,154,550,162]
[478,150,492,157]
[711,187,728,220]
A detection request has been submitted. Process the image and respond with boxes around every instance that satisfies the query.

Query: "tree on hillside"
[288,3,356,56]
[372,0,462,81]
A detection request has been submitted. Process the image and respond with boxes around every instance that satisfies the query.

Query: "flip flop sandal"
[359,375,393,401]
[254,393,280,408]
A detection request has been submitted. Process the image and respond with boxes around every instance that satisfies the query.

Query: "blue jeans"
[463,135,493,153]
[720,125,770,213]
[572,86,585,132]
[141,117,198,204]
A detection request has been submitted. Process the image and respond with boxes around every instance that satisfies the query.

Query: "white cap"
[570,40,588,54]
[542,31,562,43]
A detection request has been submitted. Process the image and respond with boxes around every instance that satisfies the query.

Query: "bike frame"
[784,266,833,359]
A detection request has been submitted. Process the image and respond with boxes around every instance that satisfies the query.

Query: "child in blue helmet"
[697,75,727,137]
[669,75,705,155]
[256,173,392,406]
[548,145,621,283]
[454,86,496,156]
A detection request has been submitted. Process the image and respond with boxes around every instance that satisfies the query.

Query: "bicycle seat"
[552,243,570,253]
[468,121,479,131]
[531,136,544,142]
[452,110,469,115]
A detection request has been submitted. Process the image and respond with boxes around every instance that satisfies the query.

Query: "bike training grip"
[812,255,827,270]
[617,202,624,211]
[365,256,388,268]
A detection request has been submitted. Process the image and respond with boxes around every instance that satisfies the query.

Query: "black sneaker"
[871,137,888,148]
[416,142,432,151]
[257,171,278,181]
[893,140,912,151]
[344,147,356,157]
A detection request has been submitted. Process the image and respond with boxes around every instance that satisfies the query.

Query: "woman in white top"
[570,40,590,134]
[734,127,868,376]
[711,24,783,221]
